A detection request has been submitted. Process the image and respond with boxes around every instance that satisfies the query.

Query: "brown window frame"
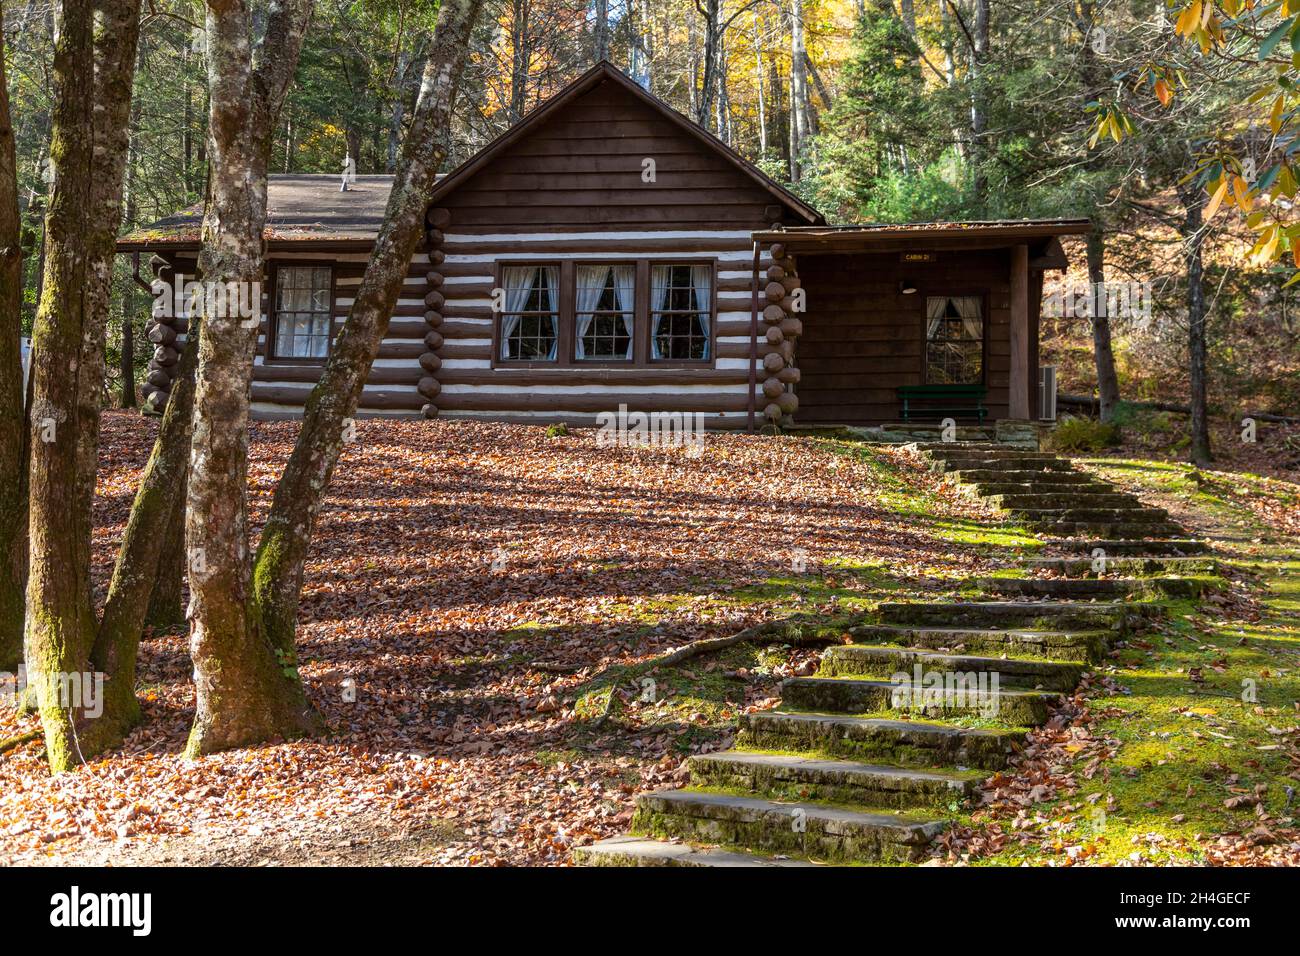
[489,258,718,370]
[264,260,337,365]
[919,289,990,387]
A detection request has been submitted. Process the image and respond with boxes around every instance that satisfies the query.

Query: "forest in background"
[3,0,1296,420]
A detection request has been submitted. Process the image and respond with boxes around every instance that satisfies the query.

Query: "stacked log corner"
[419,207,450,419]
[141,255,184,416]
[760,240,801,425]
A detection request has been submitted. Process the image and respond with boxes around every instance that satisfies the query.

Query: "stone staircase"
[574,440,1215,867]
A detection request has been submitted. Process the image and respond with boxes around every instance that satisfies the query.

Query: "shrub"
[1050,416,1122,453]
[545,423,568,438]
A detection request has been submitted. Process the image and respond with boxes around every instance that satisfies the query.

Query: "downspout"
[747,239,760,432]
[130,251,155,293]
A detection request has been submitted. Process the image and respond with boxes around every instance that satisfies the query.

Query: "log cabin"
[117,61,1089,431]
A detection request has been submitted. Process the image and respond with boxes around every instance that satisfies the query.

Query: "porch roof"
[752,219,1091,253]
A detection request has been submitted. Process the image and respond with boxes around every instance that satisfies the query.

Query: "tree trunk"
[144,482,187,631]
[594,0,610,61]
[1179,184,1213,466]
[26,0,141,772]
[695,0,721,128]
[0,6,27,670]
[789,0,810,181]
[252,0,484,682]
[184,0,318,758]
[509,0,531,123]
[754,12,767,155]
[81,326,199,754]
[1085,226,1121,421]
[969,0,990,207]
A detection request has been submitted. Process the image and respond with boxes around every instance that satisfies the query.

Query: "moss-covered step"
[1025,506,1169,523]
[738,710,1024,771]
[780,675,1056,725]
[1040,520,1185,537]
[631,789,946,864]
[1041,538,1211,556]
[874,599,1137,633]
[931,456,1073,474]
[953,469,1098,485]
[1025,556,1222,576]
[687,751,982,810]
[972,576,1216,600]
[972,481,1113,495]
[821,643,1085,691]
[987,493,1137,509]
[846,624,1108,662]
[573,835,820,867]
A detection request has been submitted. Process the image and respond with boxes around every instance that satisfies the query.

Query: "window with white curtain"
[271,265,333,359]
[650,263,712,361]
[925,295,984,384]
[499,265,559,361]
[575,264,635,361]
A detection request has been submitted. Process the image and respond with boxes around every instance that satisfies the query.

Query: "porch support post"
[1009,243,1030,420]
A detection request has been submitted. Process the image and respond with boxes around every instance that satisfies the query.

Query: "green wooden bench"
[897,384,989,423]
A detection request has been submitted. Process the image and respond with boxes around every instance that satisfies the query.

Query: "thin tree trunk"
[695,0,721,128]
[144,480,187,631]
[0,5,26,670]
[1086,227,1121,421]
[595,0,610,61]
[252,0,484,678]
[789,0,809,181]
[969,0,990,207]
[82,327,198,753]
[26,0,141,772]
[184,0,318,758]
[1179,184,1213,466]
[754,12,767,155]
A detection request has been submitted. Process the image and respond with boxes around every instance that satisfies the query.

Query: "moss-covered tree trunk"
[0,9,28,671]
[254,0,484,661]
[144,487,187,631]
[1086,227,1122,422]
[1179,183,1213,467]
[82,326,199,754]
[184,0,320,757]
[26,0,141,772]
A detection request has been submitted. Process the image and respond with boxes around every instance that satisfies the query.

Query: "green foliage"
[1051,416,1123,453]
[545,422,569,438]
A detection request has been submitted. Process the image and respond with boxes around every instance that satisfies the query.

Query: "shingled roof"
[117,174,401,250]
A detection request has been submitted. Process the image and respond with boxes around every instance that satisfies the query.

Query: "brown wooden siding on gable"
[439,80,787,233]
[795,250,1014,424]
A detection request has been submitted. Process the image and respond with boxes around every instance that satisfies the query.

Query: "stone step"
[821,643,1085,691]
[973,482,1114,496]
[1025,555,1222,576]
[573,835,821,867]
[933,456,1073,473]
[991,493,1143,510]
[951,468,1096,484]
[875,599,1136,633]
[908,441,1017,452]
[1015,506,1169,523]
[847,624,1108,662]
[1042,521,1186,537]
[781,675,1056,725]
[975,575,1214,600]
[738,710,1024,771]
[1043,538,1211,556]
[924,447,1062,461]
[632,789,946,864]
[688,751,981,810]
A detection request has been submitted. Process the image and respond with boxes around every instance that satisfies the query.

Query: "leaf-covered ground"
[0,413,1002,866]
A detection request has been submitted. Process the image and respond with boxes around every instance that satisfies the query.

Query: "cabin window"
[500,264,560,361]
[575,264,635,361]
[271,265,333,360]
[925,295,984,385]
[650,264,712,361]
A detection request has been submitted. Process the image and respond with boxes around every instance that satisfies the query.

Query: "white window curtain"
[542,266,559,360]
[574,265,604,360]
[926,296,947,340]
[951,296,983,341]
[499,265,557,360]
[650,265,669,358]
[614,265,635,359]
[691,265,711,344]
